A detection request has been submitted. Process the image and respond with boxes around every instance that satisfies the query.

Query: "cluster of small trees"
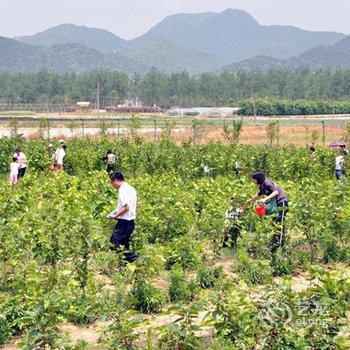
[0,68,350,107]
[238,99,350,116]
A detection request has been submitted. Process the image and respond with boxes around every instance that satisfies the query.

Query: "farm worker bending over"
[340,144,349,156]
[309,146,316,161]
[14,148,27,178]
[249,170,289,253]
[107,172,138,263]
[9,157,19,186]
[54,144,67,171]
[103,150,117,174]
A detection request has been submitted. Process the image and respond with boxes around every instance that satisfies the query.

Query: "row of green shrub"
[0,136,338,180]
[238,99,350,116]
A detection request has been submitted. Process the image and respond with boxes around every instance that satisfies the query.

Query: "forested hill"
[4,9,345,74]
[18,24,127,52]
[289,35,350,70]
[224,35,350,72]
[0,37,146,74]
[130,9,344,63]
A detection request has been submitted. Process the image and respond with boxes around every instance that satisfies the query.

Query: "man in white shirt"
[54,145,66,171]
[14,148,27,178]
[107,172,138,263]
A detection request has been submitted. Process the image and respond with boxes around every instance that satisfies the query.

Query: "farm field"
[1,137,350,349]
[1,114,350,146]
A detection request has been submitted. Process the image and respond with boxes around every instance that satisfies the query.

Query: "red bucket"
[255,203,266,218]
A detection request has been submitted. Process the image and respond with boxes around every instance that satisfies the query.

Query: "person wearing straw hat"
[249,170,288,253]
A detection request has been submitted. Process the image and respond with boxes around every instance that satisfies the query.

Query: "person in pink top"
[9,157,19,186]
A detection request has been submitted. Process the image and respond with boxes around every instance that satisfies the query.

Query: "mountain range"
[0,9,348,74]
[224,35,350,72]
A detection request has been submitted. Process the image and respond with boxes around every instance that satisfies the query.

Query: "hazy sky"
[1,0,349,39]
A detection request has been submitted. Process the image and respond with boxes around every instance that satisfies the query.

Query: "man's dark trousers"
[110,219,138,263]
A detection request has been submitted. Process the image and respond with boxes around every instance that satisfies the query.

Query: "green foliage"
[235,253,272,285]
[197,265,223,289]
[165,235,202,270]
[0,137,339,180]
[66,295,101,325]
[266,121,280,146]
[157,305,202,350]
[222,118,243,144]
[168,265,197,303]
[270,249,295,277]
[239,98,350,116]
[1,136,350,348]
[100,310,142,350]
[18,290,67,349]
[210,289,260,347]
[2,69,350,107]
[132,279,165,314]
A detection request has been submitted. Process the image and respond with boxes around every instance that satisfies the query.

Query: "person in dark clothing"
[107,172,138,263]
[250,170,289,253]
[103,150,117,174]
[340,145,349,156]
[309,146,316,160]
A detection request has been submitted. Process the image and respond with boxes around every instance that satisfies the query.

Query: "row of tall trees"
[0,68,349,107]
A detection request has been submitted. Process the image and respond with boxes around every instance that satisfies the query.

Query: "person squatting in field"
[249,170,289,253]
[107,172,138,263]
[9,157,19,186]
[223,197,245,253]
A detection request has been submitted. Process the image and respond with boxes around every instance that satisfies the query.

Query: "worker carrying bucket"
[248,170,289,253]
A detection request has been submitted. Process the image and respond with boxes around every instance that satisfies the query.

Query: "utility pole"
[321,120,326,146]
[253,96,256,117]
[97,79,100,117]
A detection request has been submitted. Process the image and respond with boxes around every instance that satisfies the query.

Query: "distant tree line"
[0,68,349,107]
[238,99,350,116]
